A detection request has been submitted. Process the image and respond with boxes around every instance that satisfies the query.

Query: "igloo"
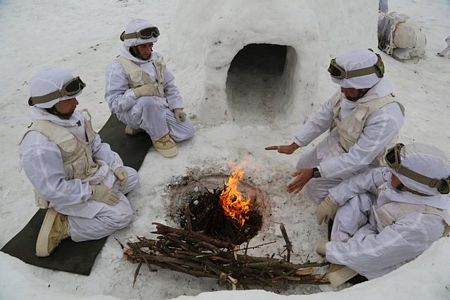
[170,0,379,125]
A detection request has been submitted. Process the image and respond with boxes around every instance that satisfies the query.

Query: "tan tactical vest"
[375,202,450,237]
[24,110,99,208]
[117,55,166,97]
[331,94,404,153]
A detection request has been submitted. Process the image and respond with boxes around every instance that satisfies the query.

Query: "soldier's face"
[341,87,368,102]
[390,173,403,190]
[135,43,153,60]
[54,98,78,116]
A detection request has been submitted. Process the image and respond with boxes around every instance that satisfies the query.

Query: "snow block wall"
[170,0,378,125]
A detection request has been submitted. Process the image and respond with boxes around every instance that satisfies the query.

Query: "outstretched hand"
[265,142,300,155]
[287,168,314,193]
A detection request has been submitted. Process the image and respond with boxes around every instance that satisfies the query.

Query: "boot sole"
[155,146,178,158]
[327,266,358,287]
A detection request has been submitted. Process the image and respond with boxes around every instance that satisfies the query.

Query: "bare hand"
[287,168,314,193]
[174,108,186,122]
[265,142,300,155]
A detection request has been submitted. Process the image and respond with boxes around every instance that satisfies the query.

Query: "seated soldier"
[20,67,139,257]
[105,18,195,158]
[315,143,450,286]
[378,11,427,60]
[266,49,404,204]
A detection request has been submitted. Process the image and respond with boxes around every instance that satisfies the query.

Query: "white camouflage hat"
[29,68,84,108]
[330,49,383,89]
[121,19,159,47]
[391,143,450,196]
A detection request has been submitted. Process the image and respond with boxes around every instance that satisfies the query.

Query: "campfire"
[220,166,253,226]
[120,167,329,290]
[179,165,262,245]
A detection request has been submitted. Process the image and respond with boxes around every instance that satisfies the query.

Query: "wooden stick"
[280,223,293,262]
[184,204,192,232]
[132,262,142,288]
[153,222,234,249]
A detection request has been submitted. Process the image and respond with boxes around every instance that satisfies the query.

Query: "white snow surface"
[1,0,450,299]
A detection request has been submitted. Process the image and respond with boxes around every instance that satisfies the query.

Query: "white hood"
[30,68,83,109]
[392,143,450,198]
[339,76,395,117]
[29,106,84,128]
[331,48,384,89]
[122,19,158,47]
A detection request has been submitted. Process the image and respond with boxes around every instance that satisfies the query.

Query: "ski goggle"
[385,143,450,194]
[120,26,160,41]
[28,76,86,106]
[328,53,384,79]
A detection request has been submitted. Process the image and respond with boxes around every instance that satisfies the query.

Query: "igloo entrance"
[226,43,297,123]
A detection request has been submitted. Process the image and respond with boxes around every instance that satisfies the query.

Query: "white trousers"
[68,167,139,242]
[116,97,195,142]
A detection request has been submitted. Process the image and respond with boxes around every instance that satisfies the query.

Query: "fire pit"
[123,166,329,290]
[167,166,269,245]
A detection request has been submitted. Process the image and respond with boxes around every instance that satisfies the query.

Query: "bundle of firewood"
[119,223,329,289]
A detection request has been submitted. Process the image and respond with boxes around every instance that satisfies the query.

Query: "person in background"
[105,18,195,158]
[315,143,450,286]
[20,67,139,257]
[266,49,404,205]
[437,35,450,58]
[378,11,427,60]
[379,0,388,13]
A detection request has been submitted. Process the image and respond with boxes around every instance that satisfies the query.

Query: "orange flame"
[219,166,252,226]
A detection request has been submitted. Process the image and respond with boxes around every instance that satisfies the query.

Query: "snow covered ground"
[0,0,449,299]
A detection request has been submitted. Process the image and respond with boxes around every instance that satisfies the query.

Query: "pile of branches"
[119,223,329,289]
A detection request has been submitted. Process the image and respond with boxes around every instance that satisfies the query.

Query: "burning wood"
[178,166,263,245]
[120,223,329,290]
[179,186,262,245]
[219,166,252,226]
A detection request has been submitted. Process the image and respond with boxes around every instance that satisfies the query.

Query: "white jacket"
[105,45,184,116]
[294,77,404,179]
[326,168,449,279]
[20,107,124,218]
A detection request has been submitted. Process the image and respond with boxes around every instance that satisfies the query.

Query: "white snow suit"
[20,107,139,242]
[325,167,449,279]
[294,77,404,203]
[105,46,195,142]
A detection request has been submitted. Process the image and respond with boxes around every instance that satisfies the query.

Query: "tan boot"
[125,126,144,136]
[153,134,177,158]
[326,264,358,287]
[36,208,70,257]
[315,239,328,256]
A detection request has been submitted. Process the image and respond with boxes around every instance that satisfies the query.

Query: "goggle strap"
[28,77,85,106]
[399,184,432,197]
[329,54,384,79]
[29,90,63,106]
[345,65,381,79]
[121,27,159,41]
[396,165,442,188]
